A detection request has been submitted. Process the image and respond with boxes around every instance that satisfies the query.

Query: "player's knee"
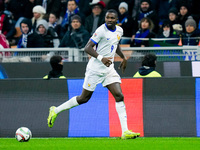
[77,95,91,104]
[115,92,124,102]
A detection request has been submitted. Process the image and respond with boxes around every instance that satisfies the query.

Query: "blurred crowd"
[0,0,200,55]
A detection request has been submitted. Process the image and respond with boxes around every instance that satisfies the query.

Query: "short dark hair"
[49,12,59,19]
[142,53,157,67]
[50,55,62,68]
[106,9,118,18]
[71,15,82,23]
[67,0,77,5]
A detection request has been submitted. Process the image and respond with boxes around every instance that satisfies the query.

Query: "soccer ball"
[15,127,32,142]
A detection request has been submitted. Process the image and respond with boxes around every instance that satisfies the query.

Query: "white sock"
[115,101,128,133]
[54,96,79,114]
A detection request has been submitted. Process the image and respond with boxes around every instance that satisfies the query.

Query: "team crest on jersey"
[117,35,120,40]
[93,33,97,37]
[88,83,91,87]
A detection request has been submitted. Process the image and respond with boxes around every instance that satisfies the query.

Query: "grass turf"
[0,137,200,150]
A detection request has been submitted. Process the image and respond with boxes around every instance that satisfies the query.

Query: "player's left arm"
[116,44,127,73]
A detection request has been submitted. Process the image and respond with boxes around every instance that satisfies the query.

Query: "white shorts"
[83,68,121,91]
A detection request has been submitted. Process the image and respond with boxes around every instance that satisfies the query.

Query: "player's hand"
[118,58,127,73]
[102,57,113,67]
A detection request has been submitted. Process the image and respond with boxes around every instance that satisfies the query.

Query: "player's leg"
[47,89,93,128]
[55,89,93,113]
[106,82,128,132]
[106,82,140,139]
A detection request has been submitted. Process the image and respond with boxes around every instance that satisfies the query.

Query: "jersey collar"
[105,23,116,32]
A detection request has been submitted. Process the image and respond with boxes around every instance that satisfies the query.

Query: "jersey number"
[111,45,114,53]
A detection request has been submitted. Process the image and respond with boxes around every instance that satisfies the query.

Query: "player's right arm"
[84,40,112,67]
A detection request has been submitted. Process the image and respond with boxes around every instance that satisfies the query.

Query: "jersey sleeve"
[90,26,103,45]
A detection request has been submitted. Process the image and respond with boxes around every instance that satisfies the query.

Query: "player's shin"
[54,96,79,114]
[115,101,128,133]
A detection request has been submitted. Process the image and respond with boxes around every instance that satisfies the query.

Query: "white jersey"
[86,23,123,73]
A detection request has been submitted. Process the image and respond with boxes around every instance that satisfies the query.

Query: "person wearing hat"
[33,0,61,20]
[32,5,46,31]
[17,18,44,48]
[43,55,66,80]
[60,0,84,34]
[85,0,106,36]
[36,19,60,48]
[168,7,179,27]
[177,3,190,32]
[135,0,159,34]
[117,2,136,44]
[182,16,200,46]
[59,15,90,49]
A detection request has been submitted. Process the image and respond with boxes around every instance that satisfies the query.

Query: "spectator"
[157,20,179,45]
[168,7,179,27]
[133,53,161,77]
[107,0,135,16]
[48,12,63,39]
[117,2,136,44]
[36,19,59,48]
[177,3,190,32]
[85,0,106,36]
[59,15,90,49]
[182,16,200,46]
[17,18,44,48]
[32,5,46,30]
[0,10,16,40]
[33,0,61,20]
[60,0,84,33]
[36,19,60,62]
[135,0,159,34]
[43,55,66,79]
[131,17,155,47]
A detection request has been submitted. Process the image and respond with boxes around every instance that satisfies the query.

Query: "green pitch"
[0,137,200,150]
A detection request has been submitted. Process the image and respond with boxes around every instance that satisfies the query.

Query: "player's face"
[21,23,29,34]
[105,12,117,29]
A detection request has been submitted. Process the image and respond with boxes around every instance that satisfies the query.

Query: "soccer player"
[47,9,140,139]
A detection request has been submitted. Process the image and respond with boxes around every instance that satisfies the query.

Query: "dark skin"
[77,12,127,104]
